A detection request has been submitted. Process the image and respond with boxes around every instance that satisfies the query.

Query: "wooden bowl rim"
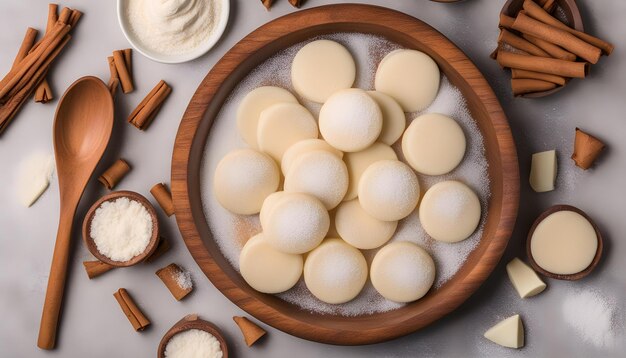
[157,314,229,358]
[82,190,160,267]
[171,3,519,345]
[500,0,584,98]
[526,204,603,280]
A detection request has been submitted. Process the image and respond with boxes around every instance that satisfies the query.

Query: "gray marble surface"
[1,0,624,357]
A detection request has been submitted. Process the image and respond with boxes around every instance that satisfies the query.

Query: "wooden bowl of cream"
[171,4,519,345]
[158,314,228,358]
[527,205,603,280]
[82,190,159,267]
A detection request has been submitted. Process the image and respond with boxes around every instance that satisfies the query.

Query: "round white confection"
[213,149,280,215]
[358,160,420,221]
[343,142,397,201]
[334,199,398,250]
[259,191,288,229]
[402,113,466,175]
[303,238,368,304]
[291,40,356,103]
[236,86,298,148]
[367,91,406,145]
[375,49,440,112]
[370,241,436,303]
[419,180,481,243]
[318,88,383,152]
[284,150,349,210]
[281,139,343,176]
[264,192,329,254]
[257,103,318,163]
[239,233,303,294]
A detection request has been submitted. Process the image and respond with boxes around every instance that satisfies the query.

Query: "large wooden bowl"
[172,4,519,345]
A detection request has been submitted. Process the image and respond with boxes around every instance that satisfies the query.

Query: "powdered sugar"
[562,288,620,348]
[200,33,490,315]
[175,268,193,290]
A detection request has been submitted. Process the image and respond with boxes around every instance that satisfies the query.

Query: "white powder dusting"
[127,0,222,56]
[175,268,193,290]
[90,197,153,262]
[200,33,490,316]
[164,329,223,358]
[16,153,55,207]
[562,288,621,349]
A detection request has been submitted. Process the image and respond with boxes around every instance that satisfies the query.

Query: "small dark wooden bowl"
[171,4,519,345]
[158,314,228,358]
[82,190,160,267]
[501,0,583,98]
[526,205,603,280]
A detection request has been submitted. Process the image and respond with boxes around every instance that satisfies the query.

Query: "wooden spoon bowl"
[501,0,583,98]
[158,314,229,358]
[526,205,603,280]
[82,190,160,267]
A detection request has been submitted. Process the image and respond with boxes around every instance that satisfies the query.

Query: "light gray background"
[1,0,624,357]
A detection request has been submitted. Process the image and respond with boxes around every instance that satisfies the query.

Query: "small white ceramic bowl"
[116,0,230,64]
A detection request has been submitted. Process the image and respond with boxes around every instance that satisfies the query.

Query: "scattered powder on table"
[127,0,222,55]
[175,268,193,290]
[200,33,490,316]
[164,329,223,358]
[562,288,621,349]
[90,197,152,262]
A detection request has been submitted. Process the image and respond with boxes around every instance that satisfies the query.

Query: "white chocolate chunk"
[484,314,525,349]
[506,258,546,298]
[17,153,55,207]
[529,150,557,192]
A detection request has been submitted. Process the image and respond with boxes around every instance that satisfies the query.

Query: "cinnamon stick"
[11,28,39,69]
[522,34,577,61]
[107,56,119,96]
[523,0,614,55]
[57,7,72,24]
[83,260,115,279]
[511,78,557,96]
[127,80,172,130]
[288,0,303,8]
[68,9,82,28]
[261,0,274,10]
[150,183,175,216]
[497,50,588,78]
[156,263,193,301]
[113,288,150,331]
[498,29,550,58]
[233,316,266,346]
[113,50,134,93]
[123,48,132,78]
[499,14,516,30]
[512,12,601,64]
[98,159,131,190]
[542,0,556,13]
[145,237,171,263]
[511,68,566,85]
[572,128,605,169]
[34,3,58,103]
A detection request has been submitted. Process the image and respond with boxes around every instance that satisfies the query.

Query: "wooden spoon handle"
[37,204,76,349]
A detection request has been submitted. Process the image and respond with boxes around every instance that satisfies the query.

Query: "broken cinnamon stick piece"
[522,0,614,55]
[113,50,134,93]
[288,0,303,8]
[498,29,550,58]
[513,12,601,64]
[233,316,266,346]
[511,78,557,96]
[98,159,131,190]
[113,288,151,331]
[572,128,605,170]
[150,183,175,216]
[261,0,273,10]
[511,68,566,85]
[156,263,193,301]
[83,260,115,279]
[127,80,172,130]
[145,237,171,263]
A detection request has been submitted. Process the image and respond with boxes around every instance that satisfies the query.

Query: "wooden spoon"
[37,76,114,349]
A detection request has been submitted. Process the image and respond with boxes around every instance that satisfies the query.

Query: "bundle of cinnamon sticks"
[0,4,81,134]
[492,0,613,96]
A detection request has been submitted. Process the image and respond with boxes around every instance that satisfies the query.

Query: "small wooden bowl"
[501,0,584,98]
[82,190,160,267]
[526,205,603,280]
[158,314,228,358]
